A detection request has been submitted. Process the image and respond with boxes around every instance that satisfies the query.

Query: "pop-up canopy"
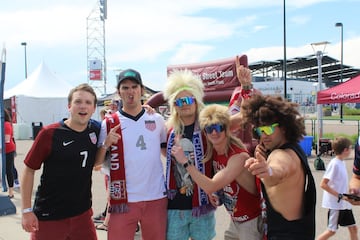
[317,74,360,104]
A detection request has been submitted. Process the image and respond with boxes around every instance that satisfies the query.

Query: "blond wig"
[164,69,205,135]
[199,104,246,162]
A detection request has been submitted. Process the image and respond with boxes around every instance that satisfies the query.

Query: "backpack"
[314,156,325,170]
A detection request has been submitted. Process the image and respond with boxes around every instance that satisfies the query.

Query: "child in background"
[317,137,358,240]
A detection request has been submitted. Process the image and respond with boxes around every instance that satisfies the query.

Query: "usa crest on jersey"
[145,120,156,131]
[89,132,97,145]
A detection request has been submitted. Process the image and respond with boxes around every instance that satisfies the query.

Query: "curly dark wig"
[240,95,306,143]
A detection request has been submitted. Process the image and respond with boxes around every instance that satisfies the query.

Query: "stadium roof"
[249,54,360,87]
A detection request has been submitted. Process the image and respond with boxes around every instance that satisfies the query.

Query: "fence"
[304,118,360,147]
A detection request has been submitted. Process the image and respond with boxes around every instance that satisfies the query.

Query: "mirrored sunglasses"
[255,123,279,137]
[174,96,195,107]
[204,124,225,134]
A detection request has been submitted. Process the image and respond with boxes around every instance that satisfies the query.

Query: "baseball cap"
[117,69,142,88]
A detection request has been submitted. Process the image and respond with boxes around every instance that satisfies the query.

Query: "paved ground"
[0,139,359,240]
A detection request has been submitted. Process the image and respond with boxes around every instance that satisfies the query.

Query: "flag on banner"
[0,46,7,192]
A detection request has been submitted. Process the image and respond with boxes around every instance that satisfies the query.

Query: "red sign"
[90,69,102,81]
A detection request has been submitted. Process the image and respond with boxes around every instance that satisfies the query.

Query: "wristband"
[183,160,192,169]
[101,142,109,150]
[338,193,343,203]
[22,208,33,214]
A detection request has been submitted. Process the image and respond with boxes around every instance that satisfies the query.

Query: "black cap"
[117,69,142,89]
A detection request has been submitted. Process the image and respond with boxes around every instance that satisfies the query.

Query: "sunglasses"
[174,96,195,107]
[204,124,225,134]
[254,123,279,137]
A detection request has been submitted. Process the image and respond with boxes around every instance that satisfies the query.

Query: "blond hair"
[199,104,246,162]
[163,69,205,135]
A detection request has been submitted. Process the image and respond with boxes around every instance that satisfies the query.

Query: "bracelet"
[183,160,192,169]
[22,208,33,214]
[101,142,109,150]
[338,193,343,203]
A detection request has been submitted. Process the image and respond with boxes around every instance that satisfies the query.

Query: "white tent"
[4,62,74,139]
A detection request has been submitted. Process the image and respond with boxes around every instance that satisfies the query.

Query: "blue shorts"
[167,209,216,240]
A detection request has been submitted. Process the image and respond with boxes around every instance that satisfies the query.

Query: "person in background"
[96,69,167,240]
[171,104,263,240]
[349,135,360,205]
[21,83,119,240]
[6,107,21,189]
[317,137,358,240]
[163,69,216,240]
[4,108,16,198]
[228,55,259,156]
[241,94,316,240]
[93,106,111,230]
[93,106,111,223]
[109,99,119,113]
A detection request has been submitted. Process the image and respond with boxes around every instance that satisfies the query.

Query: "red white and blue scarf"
[165,128,215,216]
[105,113,128,213]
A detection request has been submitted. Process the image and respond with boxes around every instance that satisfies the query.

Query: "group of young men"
[19,62,360,240]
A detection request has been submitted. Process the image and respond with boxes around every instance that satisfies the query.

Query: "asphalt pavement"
[0,139,359,240]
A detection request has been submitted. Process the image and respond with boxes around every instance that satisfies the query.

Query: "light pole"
[21,42,28,79]
[311,41,329,158]
[335,22,343,123]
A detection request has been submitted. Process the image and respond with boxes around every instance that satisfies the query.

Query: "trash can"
[32,122,43,140]
[299,136,313,156]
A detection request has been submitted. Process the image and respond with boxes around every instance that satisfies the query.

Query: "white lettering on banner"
[201,70,234,82]
[110,145,120,170]
[330,91,360,101]
[207,79,225,86]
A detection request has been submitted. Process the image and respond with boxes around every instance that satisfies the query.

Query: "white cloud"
[290,15,311,25]
[1,0,359,94]
[169,43,214,64]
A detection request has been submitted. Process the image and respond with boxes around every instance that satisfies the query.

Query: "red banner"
[90,69,102,81]
[167,55,248,92]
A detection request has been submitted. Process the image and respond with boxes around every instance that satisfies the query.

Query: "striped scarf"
[105,113,128,213]
[165,128,215,216]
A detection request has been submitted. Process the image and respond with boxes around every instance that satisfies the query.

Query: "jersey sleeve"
[97,119,108,148]
[24,126,54,170]
[158,114,167,145]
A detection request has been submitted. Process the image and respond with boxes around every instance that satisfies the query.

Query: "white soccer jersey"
[99,109,167,202]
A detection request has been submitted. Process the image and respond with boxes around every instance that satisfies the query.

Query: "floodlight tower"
[86,0,107,96]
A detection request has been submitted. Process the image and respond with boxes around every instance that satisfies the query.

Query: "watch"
[183,160,192,169]
[338,193,343,203]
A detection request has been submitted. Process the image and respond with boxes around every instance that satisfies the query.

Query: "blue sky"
[1,0,360,96]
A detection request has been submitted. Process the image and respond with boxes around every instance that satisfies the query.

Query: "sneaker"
[93,213,106,223]
[14,179,20,189]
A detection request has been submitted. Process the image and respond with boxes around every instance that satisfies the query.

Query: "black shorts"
[327,209,356,229]
[338,209,356,227]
